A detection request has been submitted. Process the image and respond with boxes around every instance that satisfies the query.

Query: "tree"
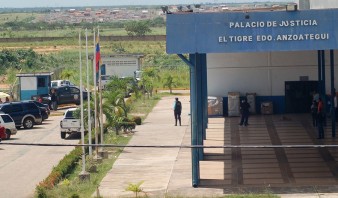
[124,21,152,36]
[61,69,75,80]
[162,74,177,94]
[138,67,160,98]
[150,17,165,27]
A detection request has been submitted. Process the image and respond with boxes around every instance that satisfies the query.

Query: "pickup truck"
[60,108,81,139]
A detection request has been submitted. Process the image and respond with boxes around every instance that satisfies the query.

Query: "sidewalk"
[98,95,202,197]
[97,95,338,198]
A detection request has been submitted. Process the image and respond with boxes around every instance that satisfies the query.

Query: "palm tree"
[104,76,134,118]
[102,90,125,135]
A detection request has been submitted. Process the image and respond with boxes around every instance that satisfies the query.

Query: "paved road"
[0,114,79,198]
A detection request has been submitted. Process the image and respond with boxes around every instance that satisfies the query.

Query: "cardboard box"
[261,101,273,114]
[208,96,223,116]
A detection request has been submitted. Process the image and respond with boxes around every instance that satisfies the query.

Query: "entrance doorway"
[285,81,318,113]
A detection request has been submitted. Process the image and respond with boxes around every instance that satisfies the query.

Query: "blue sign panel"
[166,9,338,54]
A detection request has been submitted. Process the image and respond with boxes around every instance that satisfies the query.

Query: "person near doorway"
[173,97,182,126]
[317,98,325,139]
[311,100,318,127]
[239,98,250,126]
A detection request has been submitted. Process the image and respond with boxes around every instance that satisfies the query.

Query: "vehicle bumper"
[10,128,17,135]
[61,128,81,134]
[35,117,43,124]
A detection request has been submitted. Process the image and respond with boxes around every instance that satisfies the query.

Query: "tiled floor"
[200,114,338,193]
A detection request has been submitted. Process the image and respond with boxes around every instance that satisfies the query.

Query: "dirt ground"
[0,45,77,54]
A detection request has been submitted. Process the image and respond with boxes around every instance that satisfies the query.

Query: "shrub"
[120,121,136,132]
[36,146,82,194]
[36,186,48,198]
[132,116,142,125]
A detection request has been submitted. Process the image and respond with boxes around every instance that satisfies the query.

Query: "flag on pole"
[95,35,101,73]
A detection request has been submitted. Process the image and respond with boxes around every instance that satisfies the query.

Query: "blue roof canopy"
[166,9,338,54]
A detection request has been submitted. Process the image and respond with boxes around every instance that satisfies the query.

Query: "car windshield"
[65,110,75,119]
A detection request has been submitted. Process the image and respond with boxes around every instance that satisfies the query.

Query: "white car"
[0,114,17,139]
[60,108,81,139]
[51,80,75,88]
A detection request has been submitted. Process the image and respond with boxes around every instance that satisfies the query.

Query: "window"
[59,87,70,94]
[0,105,11,113]
[1,115,13,123]
[37,77,46,88]
[70,87,80,94]
[51,82,58,87]
[65,111,75,119]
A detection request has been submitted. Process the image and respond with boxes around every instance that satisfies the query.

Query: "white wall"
[309,0,338,9]
[207,50,338,97]
[102,56,140,78]
[21,77,36,91]
[297,0,338,9]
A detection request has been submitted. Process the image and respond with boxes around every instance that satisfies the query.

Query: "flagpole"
[98,28,105,153]
[79,30,89,181]
[93,29,99,159]
[85,28,92,156]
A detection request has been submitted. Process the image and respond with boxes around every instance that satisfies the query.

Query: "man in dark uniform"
[173,97,182,126]
[239,98,250,126]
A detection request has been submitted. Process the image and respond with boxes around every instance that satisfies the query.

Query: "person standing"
[311,100,318,127]
[173,97,182,126]
[50,89,58,111]
[239,98,250,126]
[317,98,324,139]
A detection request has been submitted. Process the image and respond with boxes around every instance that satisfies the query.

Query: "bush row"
[36,146,82,197]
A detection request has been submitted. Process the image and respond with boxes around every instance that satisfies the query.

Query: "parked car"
[26,100,50,120]
[51,85,88,106]
[0,125,7,140]
[0,114,17,139]
[0,102,43,129]
[60,108,81,139]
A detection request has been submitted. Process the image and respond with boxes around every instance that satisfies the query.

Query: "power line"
[0,142,337,149]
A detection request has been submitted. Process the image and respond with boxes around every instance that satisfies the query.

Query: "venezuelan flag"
[95,35,101,73]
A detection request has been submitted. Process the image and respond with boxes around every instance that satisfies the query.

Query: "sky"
[0,0,295,8]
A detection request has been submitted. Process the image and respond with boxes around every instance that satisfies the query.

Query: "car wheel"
[23,117,34,129]
[61,132,66,139]
[5,129,11,140]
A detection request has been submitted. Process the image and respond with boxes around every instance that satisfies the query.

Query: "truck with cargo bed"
[60,108,80,139]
